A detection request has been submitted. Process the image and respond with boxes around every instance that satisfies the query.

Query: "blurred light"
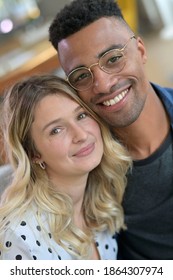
[28,7,40,19]
[0,19,13,33]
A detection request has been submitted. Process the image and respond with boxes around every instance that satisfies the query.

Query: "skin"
[31,94,103,202]
[58,18,170,160]
[30,93,103,259]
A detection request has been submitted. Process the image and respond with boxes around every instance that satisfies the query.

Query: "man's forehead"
[58,17,129,73]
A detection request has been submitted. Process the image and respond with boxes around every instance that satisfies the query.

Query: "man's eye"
[50,127,61,135]
[108,54,123,64]
[74,72,91,83]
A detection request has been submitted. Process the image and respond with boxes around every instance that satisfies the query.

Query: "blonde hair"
[0,75,131,259]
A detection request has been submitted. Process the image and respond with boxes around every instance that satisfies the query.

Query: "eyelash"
[49,111,89,136]
[50,127,61,135]
[77,111,88,120]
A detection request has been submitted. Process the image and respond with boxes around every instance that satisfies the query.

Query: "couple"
[0,75,131,260]
[1,0,173,260]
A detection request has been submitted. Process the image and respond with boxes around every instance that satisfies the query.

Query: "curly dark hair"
[49,0,125,50]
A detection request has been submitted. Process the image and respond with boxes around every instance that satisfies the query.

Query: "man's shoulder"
[151,82,173,125]
[151,82,173,106]
[151,82,173,95]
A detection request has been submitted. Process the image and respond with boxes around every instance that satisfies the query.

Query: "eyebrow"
[69,43,124,73]
[42,104,82,132]
[98,43,123,58]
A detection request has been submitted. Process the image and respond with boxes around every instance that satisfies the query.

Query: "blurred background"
[0,0,173,164]
[0,0,173,95]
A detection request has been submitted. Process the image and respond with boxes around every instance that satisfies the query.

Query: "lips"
[74,143,95,157]
[102,88,129,106]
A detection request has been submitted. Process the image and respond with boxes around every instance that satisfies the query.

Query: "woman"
[0,75,131,260]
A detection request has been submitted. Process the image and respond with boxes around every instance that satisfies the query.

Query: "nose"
[71,123,88,143]
[91,67,118,94]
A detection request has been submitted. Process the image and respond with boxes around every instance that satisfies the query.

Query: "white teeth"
[110,99,115,105]
[103,89,128,106]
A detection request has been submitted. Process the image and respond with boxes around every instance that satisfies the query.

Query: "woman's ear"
[32,154,46,170]
[32,154,41,164]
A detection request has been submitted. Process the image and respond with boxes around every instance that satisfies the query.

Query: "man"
[49,0,173,259]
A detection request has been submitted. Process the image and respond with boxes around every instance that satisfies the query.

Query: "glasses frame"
[67,35,136,91]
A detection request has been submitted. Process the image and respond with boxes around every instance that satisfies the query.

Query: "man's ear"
[136,36,147,64]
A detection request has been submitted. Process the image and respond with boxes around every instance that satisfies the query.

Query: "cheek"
[41,142,68,165]
[35,137,66,160]
[125,55,146,79]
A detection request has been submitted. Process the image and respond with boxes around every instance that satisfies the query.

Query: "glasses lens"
[68,68,92,90]
[100,50,125,74]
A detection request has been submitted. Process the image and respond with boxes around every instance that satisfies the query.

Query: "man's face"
[58,17,149,128]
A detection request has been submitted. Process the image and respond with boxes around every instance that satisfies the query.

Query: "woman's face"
[31,93,103,183]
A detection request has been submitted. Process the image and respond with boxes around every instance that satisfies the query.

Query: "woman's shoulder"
[1,207,64,259]
[94,230,118,260]
[1,207,73,260]
[3,206,50,243]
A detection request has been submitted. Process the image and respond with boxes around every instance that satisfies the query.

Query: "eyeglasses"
[67,35,136,91]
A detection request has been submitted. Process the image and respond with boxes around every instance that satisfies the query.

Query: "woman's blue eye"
[78,112,88,120]
[50,127,61,135]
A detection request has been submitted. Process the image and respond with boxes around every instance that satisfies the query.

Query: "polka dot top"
[0,209,118,260]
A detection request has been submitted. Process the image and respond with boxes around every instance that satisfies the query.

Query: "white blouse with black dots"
[0,210,118,260]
